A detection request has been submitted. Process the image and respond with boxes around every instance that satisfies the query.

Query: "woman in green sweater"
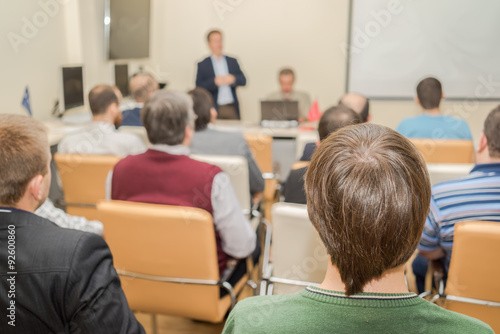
[223,124,492,334]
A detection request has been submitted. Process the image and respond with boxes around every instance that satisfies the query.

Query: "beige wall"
[1,0,497,144]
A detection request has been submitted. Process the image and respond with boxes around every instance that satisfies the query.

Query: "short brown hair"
[484,105,500,158]
[318,105,362,141]
[141,90,195,145]
[416,77,442,109]
[88,85,118,116]
[279,68,295,79]
[207,29,222,42]
[305,124,430,296]
[0,115,49,206]
[188,87,214,131]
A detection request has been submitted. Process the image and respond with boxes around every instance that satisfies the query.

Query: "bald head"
[340,93,370,122]
[129,73,159,103]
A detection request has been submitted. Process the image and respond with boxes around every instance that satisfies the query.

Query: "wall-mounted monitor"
[114,64,129,96]
[106,0,151,60]
[62,66,84,111]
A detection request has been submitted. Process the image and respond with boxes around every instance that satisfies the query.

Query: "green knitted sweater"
[222,287,493,333]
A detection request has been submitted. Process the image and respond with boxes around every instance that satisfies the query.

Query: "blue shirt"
[419,163,500,270]
[210,55,234,105]
[397,114,473,140]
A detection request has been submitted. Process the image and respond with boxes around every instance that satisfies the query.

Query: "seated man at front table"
[222,123,492,334]
[189,87,264,202]
[284,105,361,204]
[120,73,159,126]
[396,77,473,140]
[266,68,312,122]
[0,115,144,333]
[58,84,146,156]
[413,105,500,293]
[108,90,256,286]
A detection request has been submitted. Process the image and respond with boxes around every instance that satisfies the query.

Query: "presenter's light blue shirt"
[396,114,473,140]
[211,55,234,105]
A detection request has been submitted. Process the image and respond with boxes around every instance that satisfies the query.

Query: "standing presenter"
[196,30,247,120]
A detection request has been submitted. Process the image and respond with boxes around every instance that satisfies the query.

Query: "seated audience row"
[223,123,492,333]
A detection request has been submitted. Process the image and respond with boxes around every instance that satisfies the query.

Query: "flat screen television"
[114,64,129,96]
[106,0,151,60]
[62,66,84,111]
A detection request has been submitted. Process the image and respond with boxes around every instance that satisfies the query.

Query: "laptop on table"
[260,100,299,128]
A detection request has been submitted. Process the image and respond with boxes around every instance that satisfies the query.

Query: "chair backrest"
[244,133,273,174]
[291,161,310,171]
[410,139,474,163]
[295,132,318,160]
[54,153,120,219]
[191,154,250,213]
[118,125,150,145]
[426,163,474,186]
[443,221,500,331]
[97,200,231,322]
[271,202,328,293]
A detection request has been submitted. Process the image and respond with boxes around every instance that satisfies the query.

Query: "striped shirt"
[419,163,500,270]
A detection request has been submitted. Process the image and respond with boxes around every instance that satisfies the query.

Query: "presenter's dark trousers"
[217,103,239,120]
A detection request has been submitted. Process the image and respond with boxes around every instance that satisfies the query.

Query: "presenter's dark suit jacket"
[195,56,247,118]
[0,208,144,334]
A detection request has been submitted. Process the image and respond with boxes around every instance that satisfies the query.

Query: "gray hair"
[141,90,195,145]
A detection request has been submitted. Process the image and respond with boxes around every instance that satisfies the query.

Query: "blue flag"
[22,86,32,117]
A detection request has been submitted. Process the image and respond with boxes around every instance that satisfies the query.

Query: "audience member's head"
[141,90,196,146]
[416,77,443,110]
[317,105,362,142]
[88,85,121,124]
[0,115,50,211]
[339,93,370,122]
[129,73,159,103]
[278,68,295,95]
[188,87,217,131]
[207,29,223,57]
[305,123,431,296]
[478,105,500,161]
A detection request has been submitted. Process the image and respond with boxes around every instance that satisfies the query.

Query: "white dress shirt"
[211,55,234,105]
[106,144,256,259]
[58,122,147,157]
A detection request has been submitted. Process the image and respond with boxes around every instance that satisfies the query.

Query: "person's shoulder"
[419,301,493,333]
[233,293,303,313]
[197,56,212,65]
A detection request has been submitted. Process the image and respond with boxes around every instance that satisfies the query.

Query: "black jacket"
[0,208,144,334]
[195,55,247,118]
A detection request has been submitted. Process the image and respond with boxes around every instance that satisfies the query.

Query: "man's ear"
[477,132,488,153]
[414,97,420,106]
[28,175,44,201]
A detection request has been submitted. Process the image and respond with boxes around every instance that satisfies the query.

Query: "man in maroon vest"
[109,89,256,279]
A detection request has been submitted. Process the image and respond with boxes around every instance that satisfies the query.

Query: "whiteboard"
[347,0,500,99]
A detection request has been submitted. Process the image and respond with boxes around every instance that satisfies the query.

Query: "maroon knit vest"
[111,149,228,273]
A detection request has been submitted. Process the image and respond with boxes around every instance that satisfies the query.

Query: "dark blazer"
[300,142,317,161]
[0,209,144,334]
[195,56,247,118]
[283,166,308,205]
